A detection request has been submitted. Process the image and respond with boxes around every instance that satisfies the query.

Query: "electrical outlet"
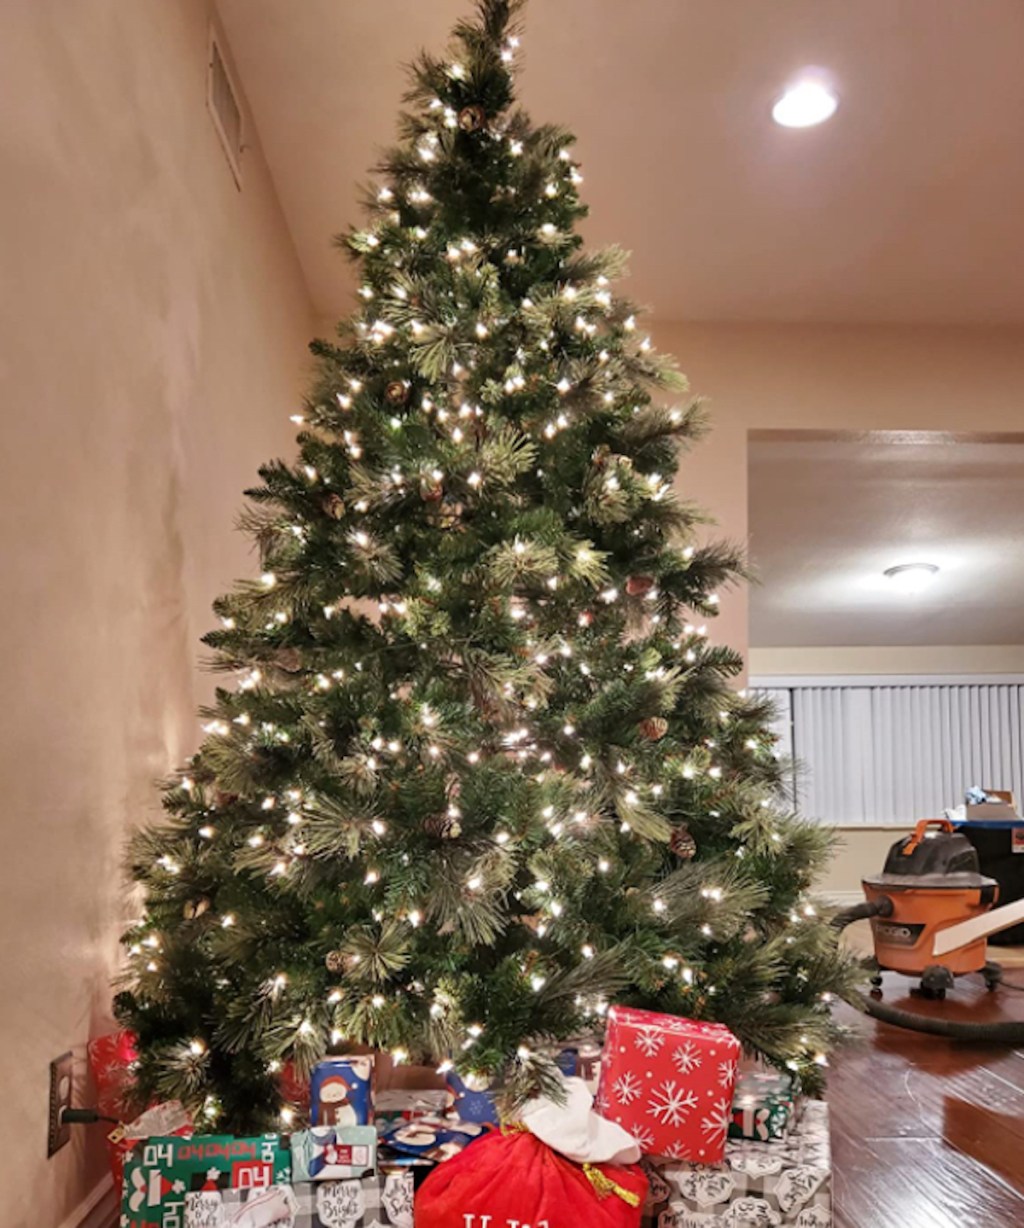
[47,1051,73,1157]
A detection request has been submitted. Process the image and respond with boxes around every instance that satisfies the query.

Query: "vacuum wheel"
[983,961,1003,992]
[914,964,955,1000]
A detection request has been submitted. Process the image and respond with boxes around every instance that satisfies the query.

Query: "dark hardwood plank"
[829,967,1024,1228]
[833,1136,1024,1228]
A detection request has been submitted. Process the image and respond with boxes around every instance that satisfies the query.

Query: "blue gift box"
[444,1071,498,1124]
[311,1056,374,1126]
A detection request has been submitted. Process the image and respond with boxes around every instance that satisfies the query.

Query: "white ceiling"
[748,432,1024,647]
[216,0,1024,326]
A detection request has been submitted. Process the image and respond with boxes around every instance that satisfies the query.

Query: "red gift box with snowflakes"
[595,1006,741,1164]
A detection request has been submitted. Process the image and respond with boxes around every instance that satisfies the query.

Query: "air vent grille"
[208,35,243,186]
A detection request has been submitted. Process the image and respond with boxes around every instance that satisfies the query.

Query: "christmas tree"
[115,0,857,1132]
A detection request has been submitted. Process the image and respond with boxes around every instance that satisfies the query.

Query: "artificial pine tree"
[115,0,858,1133]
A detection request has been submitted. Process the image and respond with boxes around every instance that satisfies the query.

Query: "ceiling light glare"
[772,77,839,128]
[883,563,939,596]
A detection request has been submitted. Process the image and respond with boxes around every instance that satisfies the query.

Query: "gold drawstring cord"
[584,1163,641,1207]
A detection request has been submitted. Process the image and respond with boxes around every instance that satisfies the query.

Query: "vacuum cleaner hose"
[831,897,893,929]
[832,896,1024,1042]
[853,996,1024,1042]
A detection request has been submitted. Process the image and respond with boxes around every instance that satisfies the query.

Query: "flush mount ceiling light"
[772,77,839,128]
[883,563,940,595]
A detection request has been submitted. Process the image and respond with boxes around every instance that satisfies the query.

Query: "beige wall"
[0,3,313,1225]
[661,322,1024,654]
[750,644,1024,677]
[658,322,1024,895]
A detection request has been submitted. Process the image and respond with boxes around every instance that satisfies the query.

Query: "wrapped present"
[291,1127,377,1181]
[578,1042,603,1096]
[554,1043,602,1094]
[122,1135,291,1228]
[373,1089,449,1129]
[595,1007,741,1164]
[110,1102,194,1197]
[443,1071,498,1124]
[311,1056,374,1126]
[556,1047,580,1077]
[184,1185,295,1228]
[88,1029,139,1119]
[278,1059,312,1119]
[642,1099,832,1228]
[416,1124,648,1228]
[729,1071,798,1142]
[379,1115,490,1164]
[295,1173,415,1228]
[88,1029,142,1188]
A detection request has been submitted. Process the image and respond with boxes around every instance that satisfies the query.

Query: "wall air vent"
[207,33,243,187]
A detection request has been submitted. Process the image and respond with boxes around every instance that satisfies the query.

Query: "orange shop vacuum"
[833,818,1024,1040]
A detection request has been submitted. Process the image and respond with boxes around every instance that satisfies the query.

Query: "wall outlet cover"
[48,1051,73,1157]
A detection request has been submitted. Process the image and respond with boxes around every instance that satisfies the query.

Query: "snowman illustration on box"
[311,1056,374,1126]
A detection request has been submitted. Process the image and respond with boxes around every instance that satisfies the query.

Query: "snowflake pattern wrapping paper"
[596,1006,741,1164]
[640,1099,832,1228]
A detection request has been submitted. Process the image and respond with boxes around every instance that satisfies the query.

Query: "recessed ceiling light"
[772,78,839,128]
[883,563,939,595]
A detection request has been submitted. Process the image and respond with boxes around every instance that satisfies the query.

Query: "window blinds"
[752,681,1024,825]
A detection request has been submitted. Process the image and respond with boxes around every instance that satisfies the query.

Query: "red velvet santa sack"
[415,1126,648,1228]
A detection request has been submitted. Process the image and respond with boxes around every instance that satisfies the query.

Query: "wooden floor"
[830,940,1024,1228]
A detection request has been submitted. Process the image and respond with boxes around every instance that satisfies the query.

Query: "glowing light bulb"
[883,562,940,595]
[772,77,839,128]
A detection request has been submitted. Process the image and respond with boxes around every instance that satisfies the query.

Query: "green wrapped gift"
[728,1071,798,1141]
[122,1134,291,1228]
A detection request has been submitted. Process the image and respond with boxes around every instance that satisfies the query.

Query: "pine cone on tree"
[670,824,697,860]
[275,648,304,673]
[458,104,487,132]
[325,950,345,974]
[638,716,668,741]
[424,810,462,839]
